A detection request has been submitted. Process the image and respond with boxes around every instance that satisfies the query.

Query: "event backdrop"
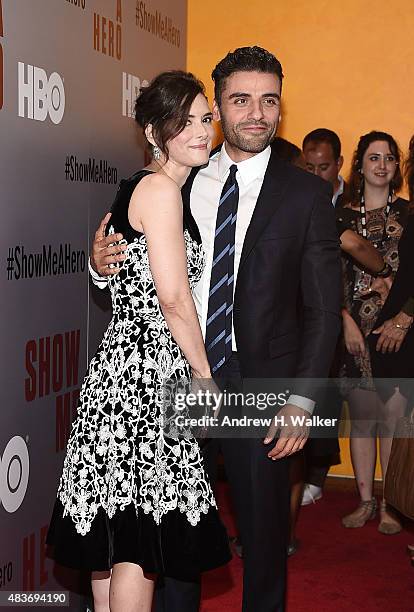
[0,1,186,609]
[188,0,414,184]
[187,0,414,477]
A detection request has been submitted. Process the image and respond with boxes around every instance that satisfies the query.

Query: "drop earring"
[153,145,161,160]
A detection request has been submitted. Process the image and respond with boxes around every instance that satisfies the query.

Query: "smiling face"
[164,93,214,168]
[361,140,398,188]
[212,70,281,161]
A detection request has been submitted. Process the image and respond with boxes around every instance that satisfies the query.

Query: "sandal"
[342,497,377,528]
[378,500,402,535]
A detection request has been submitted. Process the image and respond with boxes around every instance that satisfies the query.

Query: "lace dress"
[47,170,230,579]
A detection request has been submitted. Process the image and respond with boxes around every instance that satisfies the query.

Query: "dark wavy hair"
[348,131,403,204]
[134,70,206,158]
[271,137,302,164]
[211,46,284,106]
[405,135,414,204]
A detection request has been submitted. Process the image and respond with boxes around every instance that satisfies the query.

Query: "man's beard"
[221,117,277,154]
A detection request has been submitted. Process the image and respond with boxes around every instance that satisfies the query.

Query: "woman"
[370,134,414,366]
[369,135,414,561]
[339,131,410,534]
[47,71,230,612]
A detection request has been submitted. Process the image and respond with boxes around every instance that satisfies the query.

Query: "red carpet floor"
[201,479,414,612]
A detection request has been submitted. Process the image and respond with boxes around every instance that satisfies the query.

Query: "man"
[91,47,341,611]
[303,128,346,207]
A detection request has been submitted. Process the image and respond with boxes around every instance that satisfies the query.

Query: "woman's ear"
[145,124,156,146]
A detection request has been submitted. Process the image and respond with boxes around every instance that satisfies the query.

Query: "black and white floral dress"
[47,170,230,579]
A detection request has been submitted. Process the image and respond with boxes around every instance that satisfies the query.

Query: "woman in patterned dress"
[47,71,230,612]
[369,136,414,563]
[369,135,414,379]
[338,131,409,533]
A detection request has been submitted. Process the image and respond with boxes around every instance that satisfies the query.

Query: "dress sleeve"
[401,297,414,316]
[374,213,414,323]
[335,207,356,239]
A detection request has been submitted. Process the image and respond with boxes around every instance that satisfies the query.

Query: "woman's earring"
[153,145,161,160]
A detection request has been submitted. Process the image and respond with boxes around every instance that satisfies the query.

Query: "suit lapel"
[182,146,292,259]
[239,150,292,270]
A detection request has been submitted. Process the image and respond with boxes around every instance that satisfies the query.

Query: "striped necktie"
[205,164,239,374]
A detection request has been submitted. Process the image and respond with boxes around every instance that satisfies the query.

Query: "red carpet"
[201,480,414,612]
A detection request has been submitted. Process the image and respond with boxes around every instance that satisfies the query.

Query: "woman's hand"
[372,311,413,353]
[190,370,221,445]
[369,276,393,303]
[190,371,221,416]
[342,310,366,356]
[191,368,212,379]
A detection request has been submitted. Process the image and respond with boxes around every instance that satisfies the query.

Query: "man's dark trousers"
[215,353,290,612]
[154,353,290,612]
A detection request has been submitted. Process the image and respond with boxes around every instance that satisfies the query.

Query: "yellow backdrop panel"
[188,0,413,183]
[187,0,411,477]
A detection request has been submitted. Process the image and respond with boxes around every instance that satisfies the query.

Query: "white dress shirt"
[332,175,344,207]
[191,144,270,351]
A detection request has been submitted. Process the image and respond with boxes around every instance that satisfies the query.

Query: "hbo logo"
[122,72,148,118]
[0,436,29,513]
[18,62,65,124]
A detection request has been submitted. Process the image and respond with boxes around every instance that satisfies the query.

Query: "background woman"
[370,134,414,366]
[339,131,410,534]
[47,71,230,612]
[369,136,414,561]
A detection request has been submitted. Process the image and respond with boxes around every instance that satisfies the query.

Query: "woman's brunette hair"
[271,137,303,164]
[134,70,206,159]
[405,135,414,206]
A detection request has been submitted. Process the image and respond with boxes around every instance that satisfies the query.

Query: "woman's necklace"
[352,189,394,300]
[359,191,393,249]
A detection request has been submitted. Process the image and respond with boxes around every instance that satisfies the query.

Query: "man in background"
[303,128,347,208]
[300,128,346,505]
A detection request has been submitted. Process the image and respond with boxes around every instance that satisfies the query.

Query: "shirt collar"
[217,143,271,185]
[332,175,344,206]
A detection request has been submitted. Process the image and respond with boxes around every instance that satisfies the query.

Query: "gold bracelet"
[393,322,412,331]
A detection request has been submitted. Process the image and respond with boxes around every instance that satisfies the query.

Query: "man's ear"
[144,124,156,146]
[212,99,221,122]
[337,155,344,173]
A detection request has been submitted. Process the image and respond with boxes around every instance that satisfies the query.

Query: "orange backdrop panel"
[187,0,412,476]
[187,0,413,182]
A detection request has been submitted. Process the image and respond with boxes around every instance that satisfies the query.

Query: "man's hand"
[264,404,309,460]
[91,213,127,276]
[372,311,413,353]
